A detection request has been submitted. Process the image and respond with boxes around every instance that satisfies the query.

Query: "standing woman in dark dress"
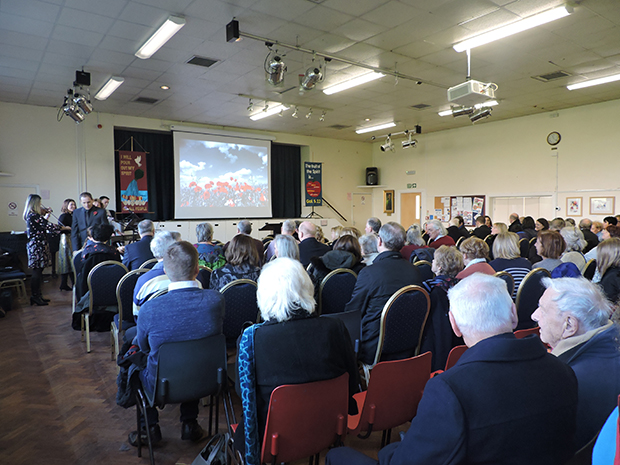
[23,194,69,306]
[57,198,76,291]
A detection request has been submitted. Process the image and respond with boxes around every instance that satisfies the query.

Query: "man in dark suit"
[471,215,491,239]
[508,212,523,232]
[71,192,109,250]
[298,221,330,267]
[579,218,599,254]
[328,273,578,465]
[344,222,422,364]
[446,216,470,243]
[119,219,155,270]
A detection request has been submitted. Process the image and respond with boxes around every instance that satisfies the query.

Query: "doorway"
[400,192,422,228]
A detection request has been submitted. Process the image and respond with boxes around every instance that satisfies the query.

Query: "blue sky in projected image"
[179,140,268,188]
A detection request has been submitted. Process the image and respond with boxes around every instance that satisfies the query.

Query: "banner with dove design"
[119,150,149,213]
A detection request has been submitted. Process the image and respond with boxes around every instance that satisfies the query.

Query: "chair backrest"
[319,268,358,315]
[88,260,128,309]
[514,326,540,339]
[197,266,212,289]
[373,285,431,365]
[71,249,83,277]
[263,239,272,252]
[154,334,227,407]
[148,288,168,301]
[322,309,361,352]
[115,268,148,330]
[519,238,530,258]
[529,237,537,246]
[456,236,465,250]
[410,248,435,264]
[444,345,467,370]
[583,259,597,280]
[413,260,435,281]
[494,271,515,297]
[515,267,551,330]
[261,373,349,464]
[220,279,259,345]
[139,258,158,269]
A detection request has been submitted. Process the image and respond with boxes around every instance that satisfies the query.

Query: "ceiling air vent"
[133,97,159,104]
[187,56,219,68]
[328,124,351,130]
[410,103,431,110]
[532,71,571,82]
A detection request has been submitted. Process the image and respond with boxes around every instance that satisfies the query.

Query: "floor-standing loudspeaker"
[366,167,378,186]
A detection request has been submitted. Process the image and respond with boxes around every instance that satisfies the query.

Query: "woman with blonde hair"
[23,194,69,305]
[490,232,532,300]
[597,238,620,304]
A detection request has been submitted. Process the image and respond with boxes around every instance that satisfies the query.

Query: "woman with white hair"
[234,258,359,461]
[272,234,299,261]
[193,222,225,270]
[560,226,588,272]
[400,224,429,261]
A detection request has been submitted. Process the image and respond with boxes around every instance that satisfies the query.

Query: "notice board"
[433,195,485,227]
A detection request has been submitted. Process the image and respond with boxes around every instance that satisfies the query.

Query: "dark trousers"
[31,268,43,296]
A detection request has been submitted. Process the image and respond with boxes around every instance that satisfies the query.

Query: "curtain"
[271,143,301,218]
[113,128,174,221]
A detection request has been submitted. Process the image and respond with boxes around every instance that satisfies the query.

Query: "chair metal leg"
[85,313,91,353]
[136,389,156,465]
[208,395,214,437]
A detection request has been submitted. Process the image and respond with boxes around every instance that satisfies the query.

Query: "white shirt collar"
[168,280,202,291]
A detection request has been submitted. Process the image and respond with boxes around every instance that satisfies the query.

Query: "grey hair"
[237,219,252,235]
[257,257,315,322]
[138,219,154,236]
[579,218,592,229]
[150,230,182,259]
[448,273,515,335]
[542,277,612,330]
[282,219,296,234]
[379,222,406,251]
[427,219,447,236]
[273,234,300,261]
[359,233,379,255]
[406,224,426,246]
[560,226,587,252]
[367,217,381,234]
[196,222,214,242]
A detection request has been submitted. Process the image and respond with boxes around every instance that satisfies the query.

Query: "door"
[401,192,422,228]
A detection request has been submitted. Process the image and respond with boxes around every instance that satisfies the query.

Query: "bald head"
[298,221,317,241]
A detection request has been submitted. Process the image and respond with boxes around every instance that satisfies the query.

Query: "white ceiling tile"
[331,18,387,43]
[52,25,104,47]
[119,2,175,27]
[63,0,129,18]
[360,2,421,28]
[133,0,194,10]
[0,13,54,38]
[250,0,315,22]
[322,0,391,18]
[0,0,61,23]
[107,20,152,41]
[293,5,354,33]
[303,33,355,55]
[56,8,115,35]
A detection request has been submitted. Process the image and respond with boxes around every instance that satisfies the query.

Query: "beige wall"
[371,98,620,227]
[0,101,372,231]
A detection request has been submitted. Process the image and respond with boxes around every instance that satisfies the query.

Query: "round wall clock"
[547,131,561,146]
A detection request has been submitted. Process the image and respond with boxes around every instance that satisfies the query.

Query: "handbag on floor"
[191,432,241,465]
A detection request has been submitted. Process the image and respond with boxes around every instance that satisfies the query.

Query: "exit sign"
[407,183,417,188]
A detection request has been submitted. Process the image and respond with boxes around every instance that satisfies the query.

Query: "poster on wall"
[304,162,323,207]
[118,150,149,213]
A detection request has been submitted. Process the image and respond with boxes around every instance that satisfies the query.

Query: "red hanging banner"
[119,150,149,213]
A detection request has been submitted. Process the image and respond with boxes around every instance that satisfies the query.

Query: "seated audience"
[400,224,428,260]
[316,225,327,244]
[132,231,181,318]
[271,234,300,261]
[596,237,620,304]
[341,226,361,239]
[209,234,261,291]
[529,218,550,264]
[330,225,343,244]
[365,217,381,234]
[118,219,155,271]
[264,220,296,262]
[490,232,532,299]
[129,241,225,446]
[447,216,469,243]
[298,221,330,267]
[535,230,566,272]
[309,235,365,301]
[565,218,576,226]
[193,222,225,270]
[327,273,578,465]
[344,222,422,364]
[471,215,491,239]
[508,212,523,232]
[604,216,618,228]
[225,219,264,263]
[519,216,537,240]
[560,226,587,272]
[549,217,566,231]
[585,225,620,283]
[77,224,121,299]
[579,218,599,254]
[532,277,620,450]
[484,215,493,228]
[456,237,495,279]
[535,217,550,232]
[234,257,360,460]
[426,219,456,249]
[359,233,379,265]
[592,220,605,241]
[421,245,464,371]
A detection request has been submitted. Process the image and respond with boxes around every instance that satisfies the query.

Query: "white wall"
[371,98,620,226]
[0,102,372,232]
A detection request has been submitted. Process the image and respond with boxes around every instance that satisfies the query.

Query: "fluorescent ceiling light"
[323,72,385,95]
[250,104,289,121]
[438,100,498,117]
[453,5,572,52]
[567,73,620,90]
[94,76,124,100]
[355,122,396,134]
[135,16,186,59]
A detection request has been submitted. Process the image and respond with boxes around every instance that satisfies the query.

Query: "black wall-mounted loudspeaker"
[366,167,378,186]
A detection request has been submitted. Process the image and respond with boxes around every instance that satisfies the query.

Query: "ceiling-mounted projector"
[447,80,496,105]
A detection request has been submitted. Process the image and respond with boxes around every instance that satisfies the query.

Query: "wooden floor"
[0,276,390,465]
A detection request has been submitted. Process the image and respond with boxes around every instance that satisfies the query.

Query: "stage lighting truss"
[240,94,328,122]
[370,126,422,151]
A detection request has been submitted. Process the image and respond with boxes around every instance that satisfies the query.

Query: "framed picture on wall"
[590,197,615,215]
[384,189,395,214]
[566,197,582,216]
